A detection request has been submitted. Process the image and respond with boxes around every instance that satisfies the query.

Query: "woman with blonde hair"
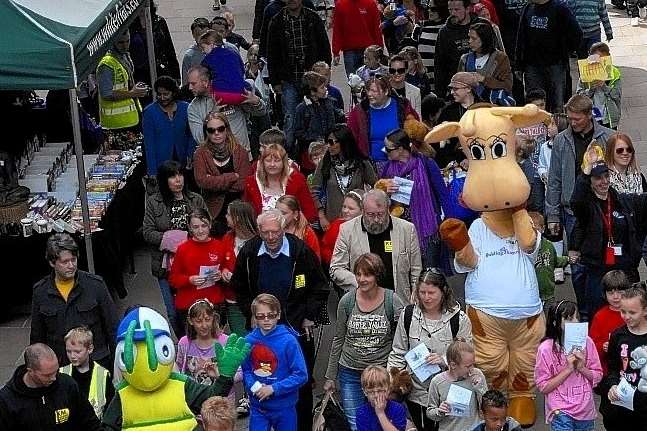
[194,111,251,236]
[400,46,432,97]
[604,133,646,194]
[243,143,317,222]
[276,195,321,259]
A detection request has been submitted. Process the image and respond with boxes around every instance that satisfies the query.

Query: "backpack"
[344,289,397,333]
[447,169,479,223]
[402,303,460,349]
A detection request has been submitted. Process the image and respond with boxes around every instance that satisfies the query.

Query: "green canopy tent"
[0,0,157,272]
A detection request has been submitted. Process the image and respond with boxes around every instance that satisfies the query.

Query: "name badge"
[613,245,623,256]
[384,241,393,252]
[55,408,70,424]
[295,274,306,289]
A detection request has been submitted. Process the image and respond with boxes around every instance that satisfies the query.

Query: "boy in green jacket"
[529,212,569,308]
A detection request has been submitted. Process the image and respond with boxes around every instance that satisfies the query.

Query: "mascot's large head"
[115,307,176,392]
[425,104,550,212]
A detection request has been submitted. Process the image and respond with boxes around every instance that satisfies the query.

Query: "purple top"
[176,334,242,385]
[356,400,407,431]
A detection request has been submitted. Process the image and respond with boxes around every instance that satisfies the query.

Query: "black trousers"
[406,400,438,431]
[296,333,315,431]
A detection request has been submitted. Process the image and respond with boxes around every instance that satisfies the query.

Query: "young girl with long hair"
[535,301,603,430]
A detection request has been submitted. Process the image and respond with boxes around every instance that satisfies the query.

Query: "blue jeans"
[524,63,568,112]
[338,366,366,431]
[562,211,588,320]
[583,266,606,321]
[157,278,178,333]
[281,81,300,155]
[250,405,297,431]
[550,411,594,431]
[343,49,365,77]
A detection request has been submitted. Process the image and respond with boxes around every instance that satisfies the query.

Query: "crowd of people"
[2,0,647,429]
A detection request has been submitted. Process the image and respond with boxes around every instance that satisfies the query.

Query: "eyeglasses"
[206,125,227,134]
[255,312,278,321]
[389,67,407,75]
[616,147,634,154]
[326,138,338,146]
[449,86,467,92]
[364,210,387,218]
[384,146,398,153]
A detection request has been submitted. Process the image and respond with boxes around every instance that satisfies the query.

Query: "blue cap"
[117,307,171,342]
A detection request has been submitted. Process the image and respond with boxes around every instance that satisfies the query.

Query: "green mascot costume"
[102,307,250,430]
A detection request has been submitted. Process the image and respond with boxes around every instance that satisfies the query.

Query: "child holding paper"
[427,340,487,431]
[576,42,622,130]
[535,300,603,430]
[356,365,408,431]
[600,287,647,430]
[169,209,234,336]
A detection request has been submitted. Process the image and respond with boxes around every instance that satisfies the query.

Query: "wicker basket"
[0,200,29,224]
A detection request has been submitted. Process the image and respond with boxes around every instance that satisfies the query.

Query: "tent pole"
[144,0,157,97]
[68,89,95,273]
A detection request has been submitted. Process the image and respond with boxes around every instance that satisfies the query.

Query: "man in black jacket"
[266,0,331,155]
[231,208,329,431]
[30,233,118,370]
[515,0,582,112]
[0,343,102,430]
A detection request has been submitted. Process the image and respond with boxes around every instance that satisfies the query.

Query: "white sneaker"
[564,264,572,275]
[632,16,640,25]
[640,6,647,18]
[554,268,565,284]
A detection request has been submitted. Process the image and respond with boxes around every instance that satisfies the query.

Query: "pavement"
[3,1,647,430]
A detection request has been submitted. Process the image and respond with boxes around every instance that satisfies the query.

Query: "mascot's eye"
[154,335,176,365]
[115,341,137,372]
[490,138,507,159]
[469,143,486,160]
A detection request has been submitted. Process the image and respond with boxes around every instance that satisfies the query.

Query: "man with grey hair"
[330,189,422,303]
[0,343,102,430]
[30,233,117,370]
[231,207,328,430]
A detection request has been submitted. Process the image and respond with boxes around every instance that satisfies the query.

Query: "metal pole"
[68,89,95,273]
[144,0,157,98]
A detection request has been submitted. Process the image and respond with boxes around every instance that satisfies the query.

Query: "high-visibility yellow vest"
[118,374,197,430]
[60,362,109,419]
[96,53,141,130]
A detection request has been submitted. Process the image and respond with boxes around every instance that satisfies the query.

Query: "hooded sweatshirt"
[242,324,308,411]
[0,365,102,431]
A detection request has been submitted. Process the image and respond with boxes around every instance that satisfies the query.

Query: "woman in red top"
[320,190,365,266]
[220,200,258,336]
[169,208,234,335]
[276,195,321,259]
[243,143,317,222]
[589,270,630,374]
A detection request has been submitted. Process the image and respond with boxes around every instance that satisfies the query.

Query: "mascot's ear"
[424,122,462,144]
[490,104,551,129]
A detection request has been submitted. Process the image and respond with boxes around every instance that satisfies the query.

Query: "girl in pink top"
[176,299,242,402]
[535,300,603,431]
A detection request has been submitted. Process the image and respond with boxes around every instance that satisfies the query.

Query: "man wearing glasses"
[231,208,328,431]
[330,189,422,304]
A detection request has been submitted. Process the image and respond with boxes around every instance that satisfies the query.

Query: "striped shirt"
[567,0,613,38]
[415,21,443,92]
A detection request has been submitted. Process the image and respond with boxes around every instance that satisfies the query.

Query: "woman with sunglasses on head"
[294,71,346,174]
[387,269,472,431]
[194,112,251,237]
[401,46,433,98]
[604,133,646,195]
[389,54,422,118]
[310,125,377,231]
[348,75,420,169]
[143,160,208,336]
[169,208,234,337]
[380,128,450,268]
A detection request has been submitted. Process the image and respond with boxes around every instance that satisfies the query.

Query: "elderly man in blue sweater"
[142,76,197,176]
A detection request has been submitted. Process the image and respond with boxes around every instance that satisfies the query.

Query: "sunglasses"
[326,138,338,146]
[615,147,634,154]
[255,312,278,321]
[384,146,398,153]
[206,125,227,134]
[389,67,407,75]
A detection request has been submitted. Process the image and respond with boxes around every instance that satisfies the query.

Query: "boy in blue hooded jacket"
[242,294,308,431]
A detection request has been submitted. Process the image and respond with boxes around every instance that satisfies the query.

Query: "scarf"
[609,167,643,194]
[210,142,231,161]
[382,154,438,253]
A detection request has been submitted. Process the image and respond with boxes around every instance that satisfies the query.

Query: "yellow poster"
[578,56,614,82]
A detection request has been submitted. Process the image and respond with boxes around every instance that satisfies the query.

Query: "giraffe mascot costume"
[425,103,551,426]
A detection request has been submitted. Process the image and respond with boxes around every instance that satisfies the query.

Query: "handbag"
[312,391,351,431]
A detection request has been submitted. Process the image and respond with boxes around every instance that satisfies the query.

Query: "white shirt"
[474,54,489,70]
[454,218,542,319]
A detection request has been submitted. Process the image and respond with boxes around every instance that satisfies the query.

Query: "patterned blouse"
[609,167,644,194]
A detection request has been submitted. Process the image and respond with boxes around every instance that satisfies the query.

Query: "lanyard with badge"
[602,197,622,265]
